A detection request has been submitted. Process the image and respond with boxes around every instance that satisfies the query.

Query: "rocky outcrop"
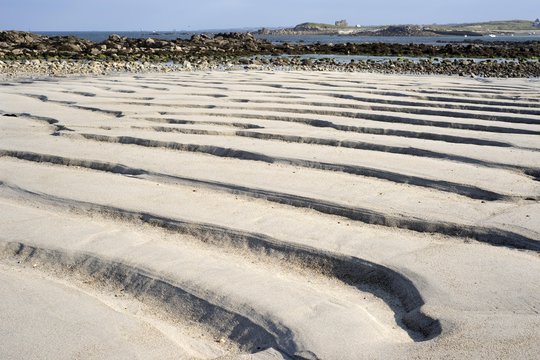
[1,30,539,62]
[0,31,276,61]
[0,30,43,44]
[372,25,427,36]
[1,56,539,79]
[0,30,539,77]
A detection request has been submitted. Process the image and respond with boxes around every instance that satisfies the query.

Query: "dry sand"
[0,71,539,359]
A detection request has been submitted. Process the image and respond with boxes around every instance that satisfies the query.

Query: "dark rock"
[107,34,124,43]
[0,30,43,44]
[59,43,82,52]
[190,34,211,42]
[89,48,102,56]
[0,30,539,77]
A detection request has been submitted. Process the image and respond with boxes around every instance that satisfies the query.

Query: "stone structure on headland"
[257,19,540,36]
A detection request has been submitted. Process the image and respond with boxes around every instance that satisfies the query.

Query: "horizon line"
[4,18,536,33]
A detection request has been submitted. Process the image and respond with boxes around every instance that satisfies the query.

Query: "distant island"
[258,19,540,36]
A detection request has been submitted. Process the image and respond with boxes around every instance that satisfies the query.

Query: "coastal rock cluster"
[2,30,539,60]
[0,31,269,61]
[0,30,539,77]
[249,57,540,78]
[1,57,538,78]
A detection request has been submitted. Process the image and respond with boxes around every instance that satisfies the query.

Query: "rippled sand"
[0,71,539,359]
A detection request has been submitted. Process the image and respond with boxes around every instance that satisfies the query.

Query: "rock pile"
[1,57,538,79]
[0,31,539,77]
[1,30,539,61]
[0,31,272,62]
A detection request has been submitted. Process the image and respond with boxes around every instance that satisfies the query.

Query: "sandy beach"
[0,71,539,359]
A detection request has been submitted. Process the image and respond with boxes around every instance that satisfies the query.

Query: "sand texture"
[0,71,539,359]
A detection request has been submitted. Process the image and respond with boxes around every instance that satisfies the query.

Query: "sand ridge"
[0,71,539,359]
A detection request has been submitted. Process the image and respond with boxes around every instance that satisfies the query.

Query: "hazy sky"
[1,0,536,31]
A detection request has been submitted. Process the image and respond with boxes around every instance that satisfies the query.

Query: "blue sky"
[1,0,536,31]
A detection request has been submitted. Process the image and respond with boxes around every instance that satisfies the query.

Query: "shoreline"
[1,30,540,78]
[1,57,539,79]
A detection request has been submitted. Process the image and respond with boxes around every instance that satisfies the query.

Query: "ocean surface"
[35,31,540,45]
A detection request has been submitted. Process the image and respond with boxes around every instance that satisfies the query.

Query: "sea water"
[35,31,540,45]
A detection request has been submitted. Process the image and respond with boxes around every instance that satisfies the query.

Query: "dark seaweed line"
[140,79,540,109]
[21,88,531,145]
[141,117,264,129]
[128,75,540,102]
[136,126,225,136]
[417,85,540,96]
[295,79,537,101]
[143,125,539,180]
[417,93,540,108]
[200,80,540,103]
[0,241,295,355]
[240,77,536,93]
[308,94,540,118]
[40,80,538,133]
[230,131,540,180]
[225,97,540,127]
[414,88,540,102]
[216,91,540,118]
[66,133,512,201]
[2,149,538,252]
[156,111,515,148]
[111,78,540,111]
[330,89,540,108]
[1,111,74,133]
[228,91,540,116]
[139,102,540,135]
[276,80,540,97]
[23,93,125,118]
[0,182,441,341]
[145,78,540,101]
